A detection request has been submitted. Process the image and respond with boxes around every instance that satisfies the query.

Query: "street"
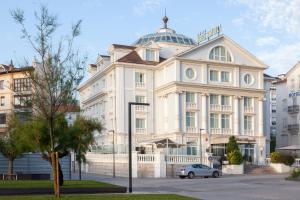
[78,173,300,200]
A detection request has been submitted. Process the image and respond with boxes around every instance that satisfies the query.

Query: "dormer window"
[146,49,155,61]
[209,46,232,62]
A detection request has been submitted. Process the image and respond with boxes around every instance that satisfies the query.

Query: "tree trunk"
[58,161,64,186]
[78,160,81,180]
[7,158,14,179]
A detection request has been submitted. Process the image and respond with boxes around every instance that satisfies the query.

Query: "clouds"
[255,36,279,47]
[133,0,165,15]
[228,0,300,75]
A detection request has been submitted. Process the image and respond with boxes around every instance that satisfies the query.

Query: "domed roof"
[133,15,196,46]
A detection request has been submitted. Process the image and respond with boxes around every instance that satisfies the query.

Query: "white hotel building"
[79,17,267,164]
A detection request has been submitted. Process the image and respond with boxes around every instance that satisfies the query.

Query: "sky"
[1,0,300,76]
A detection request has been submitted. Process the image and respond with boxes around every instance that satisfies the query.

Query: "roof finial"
[163,8,168,28]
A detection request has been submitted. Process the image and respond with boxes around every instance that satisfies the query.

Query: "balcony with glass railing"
[287,124,299,134]
[288,105,299,114]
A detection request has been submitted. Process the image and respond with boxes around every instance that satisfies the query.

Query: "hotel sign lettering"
[197,25,222,44]
[289,91,300,97]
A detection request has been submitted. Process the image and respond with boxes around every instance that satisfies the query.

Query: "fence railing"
[166,155,201,164]
[137,154,155,163]
[293,158,300,166]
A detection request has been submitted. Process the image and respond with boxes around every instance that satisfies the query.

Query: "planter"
[270,163,291,173]
[222,164,244,174]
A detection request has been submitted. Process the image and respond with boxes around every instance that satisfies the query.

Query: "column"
[174,92,180,132]
[258,98,264,136]
[201,93,208,132]
[233,96,240,136]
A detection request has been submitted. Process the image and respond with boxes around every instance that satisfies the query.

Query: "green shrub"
[270,152,280,163]
[270,152,295,166]
[290,168,300,179]
[226,136,239,154]
[228,150,243,165]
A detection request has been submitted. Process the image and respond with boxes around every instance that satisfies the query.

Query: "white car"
[176,164,222,179]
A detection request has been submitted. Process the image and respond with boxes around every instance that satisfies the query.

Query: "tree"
[0,114,35,179]
[68,116,102,180]
[226,136,243,165]
[11,6,85,196]
[226,136,239,154]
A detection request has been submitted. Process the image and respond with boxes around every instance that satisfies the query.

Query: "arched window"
[209,46,232,62]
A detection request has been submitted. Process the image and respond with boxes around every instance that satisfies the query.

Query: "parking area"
[78,173,300,200]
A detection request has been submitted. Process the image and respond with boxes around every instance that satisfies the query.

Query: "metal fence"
[0,153,71,180]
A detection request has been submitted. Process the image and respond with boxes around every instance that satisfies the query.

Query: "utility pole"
[128,102,150,193]
[199,128,204,164]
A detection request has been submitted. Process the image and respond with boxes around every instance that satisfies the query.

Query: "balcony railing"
[136,128,146,134]
[288,105,299,114]
[210,128,232,134]
[287,124,299,133]
[135,82,145,88]
[244,106,254,113]
[210,104,232,112]
[244,129,254,136]
[186,102,197,109]
[135,105,146,111]
[186,127,197,133]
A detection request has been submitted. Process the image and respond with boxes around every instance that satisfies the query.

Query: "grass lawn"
[0,180,118,188]
[0,194,196,200]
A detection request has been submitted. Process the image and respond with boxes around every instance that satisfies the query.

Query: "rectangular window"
[13,78,31,92]
[210,113,219,128]
[210,94,218,105]
[135,95,145,103]
[146,49,155,61]
[210,70,218,81]
[244,97,252,107]
[186,92,195,103]
[0,113,6,124]
[0,96,4,106]
[0,80,4,90]
[221,71,229,82]
[244,116,252,130]
[221,95,230,106]
[136,118,145,129]
[221,114,230,129]
[14,95,31,108]
[186,112,195,127]
[135,72,144,83]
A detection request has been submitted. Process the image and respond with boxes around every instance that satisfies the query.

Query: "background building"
[0,63,32,135]
[79,17,268,164]
[264,74,278,156]
[275,62,300,154]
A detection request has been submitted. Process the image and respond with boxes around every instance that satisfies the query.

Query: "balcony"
[135,105,146,111]
[135,82,145,88]
[244,130,254,136]
[210,128,232,135]
[244,106,254,114]
[288,105,299,114]
[186,127,197,133]
[210,104,232,112]
[288,124,299,134]
[136,128,146,134]
[186,102,197,109]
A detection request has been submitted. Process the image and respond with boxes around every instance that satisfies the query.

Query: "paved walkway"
[73,173,300,200]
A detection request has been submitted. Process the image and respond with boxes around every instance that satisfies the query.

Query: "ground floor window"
[211,144,226,156]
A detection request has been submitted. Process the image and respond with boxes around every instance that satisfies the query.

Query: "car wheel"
[212,171,219,178]
[188,172,195,179]
[179,176,186,179]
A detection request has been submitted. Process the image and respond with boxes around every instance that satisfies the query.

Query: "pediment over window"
[177,35,267,68]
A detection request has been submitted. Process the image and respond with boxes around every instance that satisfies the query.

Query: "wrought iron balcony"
[287,124,299,133]
[288,105,299,114]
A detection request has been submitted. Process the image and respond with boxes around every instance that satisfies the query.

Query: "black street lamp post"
[128,102,150,193]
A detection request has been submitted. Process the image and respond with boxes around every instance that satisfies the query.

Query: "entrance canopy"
[277,145,300,150]
[139,138,185,148]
